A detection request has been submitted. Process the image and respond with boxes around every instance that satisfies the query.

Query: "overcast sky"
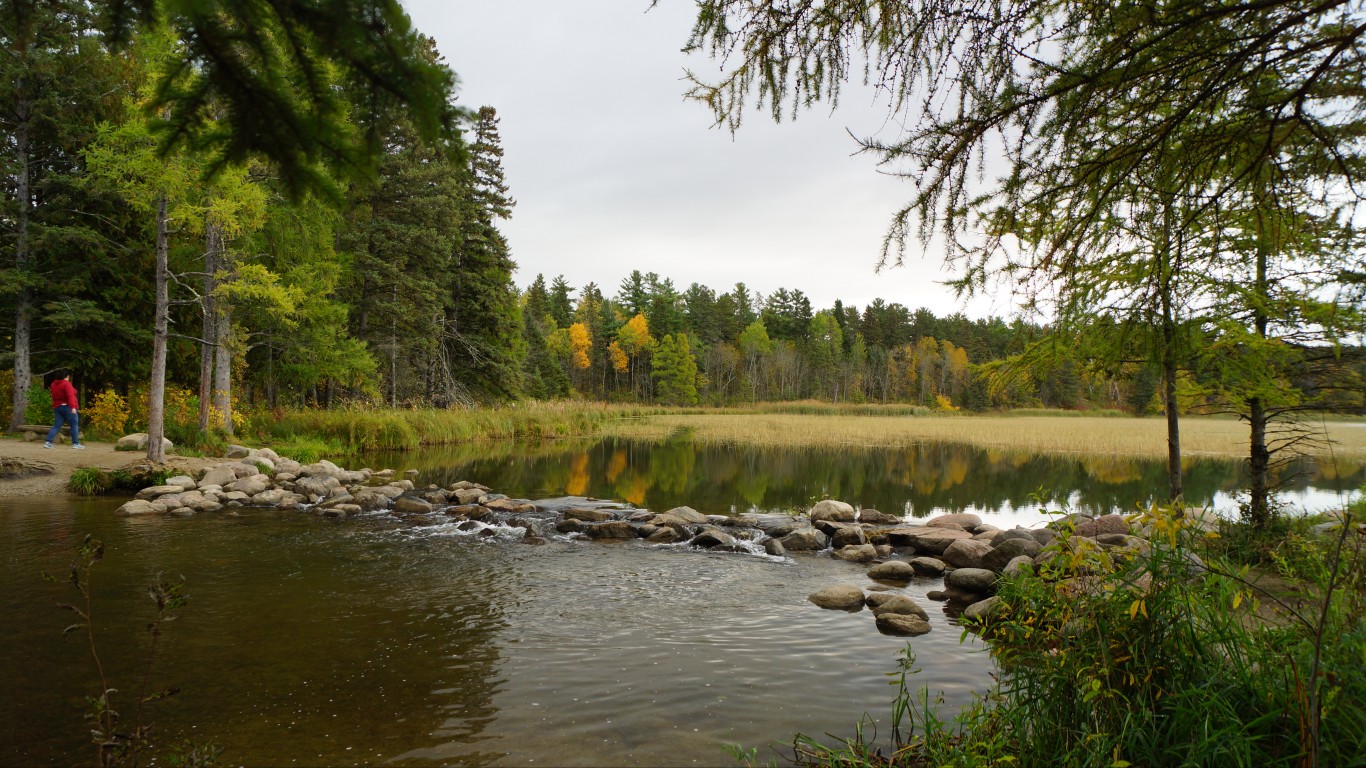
[403,0,1011,319]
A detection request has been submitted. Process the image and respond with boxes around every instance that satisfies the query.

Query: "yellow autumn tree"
[568,322,592,369]
[608,341,629,373]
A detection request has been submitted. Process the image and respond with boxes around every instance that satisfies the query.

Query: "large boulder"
[925,513,983,530]
[808,584,866,610]
[945,567,998,595]
[584,521,639,539]
[198,465,239,488]
[857,508,902,525]
[866,593,930,620]
[295,474,341,500]
[908,557,948,577]
[809,499,857,523]
[875,613,932,636]
[224,474,272,496]
[116,499,163,516]
[393,496,434,514]
[164,475,197,490]
[885,527,974,555]
[690,529,738,549]
[830,526,868,548]
[660,506,709,524]
[832,544,878,563]
[942,539,993,569]
[866,560,916,582]
[779,528,829,551]
[962,596,1004,625]
[116,433,173,452]
[981,537,1043,572]
[450,488,484,505]
[647,526,683,543]
[563,508,616,523]
[1074,513,1130,538]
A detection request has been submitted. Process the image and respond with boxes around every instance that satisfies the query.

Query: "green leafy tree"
[652,333,699,405]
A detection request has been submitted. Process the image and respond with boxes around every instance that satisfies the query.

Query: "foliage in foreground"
[779,504,1366,768]
[44,536,219,767]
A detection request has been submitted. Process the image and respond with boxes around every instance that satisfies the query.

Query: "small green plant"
[44,535,218,767]
[69,467,111,495]
[26,383,51,424]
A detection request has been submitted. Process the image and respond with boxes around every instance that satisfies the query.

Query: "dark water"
[2,440,1358,767]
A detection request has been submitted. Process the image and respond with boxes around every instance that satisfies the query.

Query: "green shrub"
[68,467,110,495]
[25,384,50,424]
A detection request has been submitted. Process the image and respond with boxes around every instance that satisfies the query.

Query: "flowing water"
[2,440,1358,766]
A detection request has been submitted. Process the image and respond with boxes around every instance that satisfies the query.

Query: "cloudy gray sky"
[404,0,1008,319]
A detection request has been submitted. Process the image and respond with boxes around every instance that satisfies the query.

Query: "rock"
[866,560,915,582]
[353,491,393,511]
[691,529,738,549]
[945,567,998,595]
[962,596,1003,625]
[225,474,272,496]
[809,499,857,523]
[942,539,993,568]
[857,508,902,525]
[556,519,587,534]
[1074,513,1130,537]
[393,496,434,514]
[198,465,238,488]
[779,528,829,551]
[867,594,930,620]
[372,484,406,500]
[647,526,683,543]
[830,526,868,548]
[251,489,291,506]
[277,493,307,510]
[275,459,303,475]
[994,528,1040,545]
[136,485,188,500]
[224,462,260,478]
[875,613,932,636]
[763,539,786,556]
[981,537,1043,572]
[221,491,249,502]
[972,530,1002,543]
[661,506,709,524]
[164,475,197,490]
[225,444,251,459]
[116,499,162,516]
[1002,555,1035,578]
[926,590,947,601]
[808,584,865,610]
[295,475,341,500]
[116,433,174,452]
[874,544,894,559]
[331,504,363,516]
[450,488,484,505]
[925,513,982,529]
[584,521,639,539]
[885,527,974,555]
[1031,527,1059,546]
[564,508,616,523]
[908,557,948,577]
[485,498,536,514]
[832,544,878,563]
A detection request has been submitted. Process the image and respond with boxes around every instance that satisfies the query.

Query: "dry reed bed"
[607,413,1366,459]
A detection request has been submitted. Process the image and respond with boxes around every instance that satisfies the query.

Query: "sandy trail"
[0,437,220,497]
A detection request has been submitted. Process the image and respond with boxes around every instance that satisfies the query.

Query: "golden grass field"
[603,411,1366,460]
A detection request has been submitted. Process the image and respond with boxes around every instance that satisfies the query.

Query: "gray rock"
[830,526,868,548]
[875,613,932,636]
[908,557,948,577]
[136,485,188,500]
[485,498,536,514]
[945,567,998,595]
[353,491,392,511]
[331,504,363,516]
[926,589,948,601]
[690,529,738,549]
[251,488,291,506]
[981,537,1043,572]
[1031,527,1059,546]
[867,594,930,620]
[556,519,587,534]
[763,538,787,556]
[942,539,993,569]
[393,496,434,514]
[116,499,162,516]
[994,528,1040,545]
[1002,555,1035,578]
[450,488,484,505]
[809,499,857,523]
[857,508,902,525]
[564,508,616,523]
[832,544,878,563]
[225,444,251,459]
[584,521,639,539]
[661,506,709,524]
[925,513,983,529]
[647,526,683,543]
[808,584,865,610]
[866,560,915,582]
[164,475,197,490]
[225,474,272,496]
[884,527,974,554]
[962,596,1003,625]
[295,475,341,500]
[779,528,829,551]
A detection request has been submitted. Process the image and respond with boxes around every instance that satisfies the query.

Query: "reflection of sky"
[945,487,1362,530]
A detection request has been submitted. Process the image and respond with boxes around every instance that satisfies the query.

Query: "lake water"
[2,440,1358,766]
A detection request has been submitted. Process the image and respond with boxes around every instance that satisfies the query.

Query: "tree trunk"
[1246,172,1273,528]
[1159,196,1183,502]
[213,302,233,435]
[10,97,32,432]
[198,219,220,431]
[147,193,170,464]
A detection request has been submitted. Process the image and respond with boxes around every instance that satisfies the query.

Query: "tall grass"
[266,401,649,453]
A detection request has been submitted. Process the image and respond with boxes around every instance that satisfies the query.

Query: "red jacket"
[50,379,79,409]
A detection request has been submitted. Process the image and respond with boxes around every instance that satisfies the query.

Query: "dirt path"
[0,437,221,497]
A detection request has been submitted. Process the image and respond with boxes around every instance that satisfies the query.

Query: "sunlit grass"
[602,412,1366,459]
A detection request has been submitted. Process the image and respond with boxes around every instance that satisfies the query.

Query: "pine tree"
[653,334,699,405]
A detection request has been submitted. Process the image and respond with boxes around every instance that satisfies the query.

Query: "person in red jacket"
[44,368,84,449]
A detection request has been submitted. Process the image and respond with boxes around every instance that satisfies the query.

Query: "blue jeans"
[47,406,80,446]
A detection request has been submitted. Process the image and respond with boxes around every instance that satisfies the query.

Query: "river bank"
[0,437,219,497]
